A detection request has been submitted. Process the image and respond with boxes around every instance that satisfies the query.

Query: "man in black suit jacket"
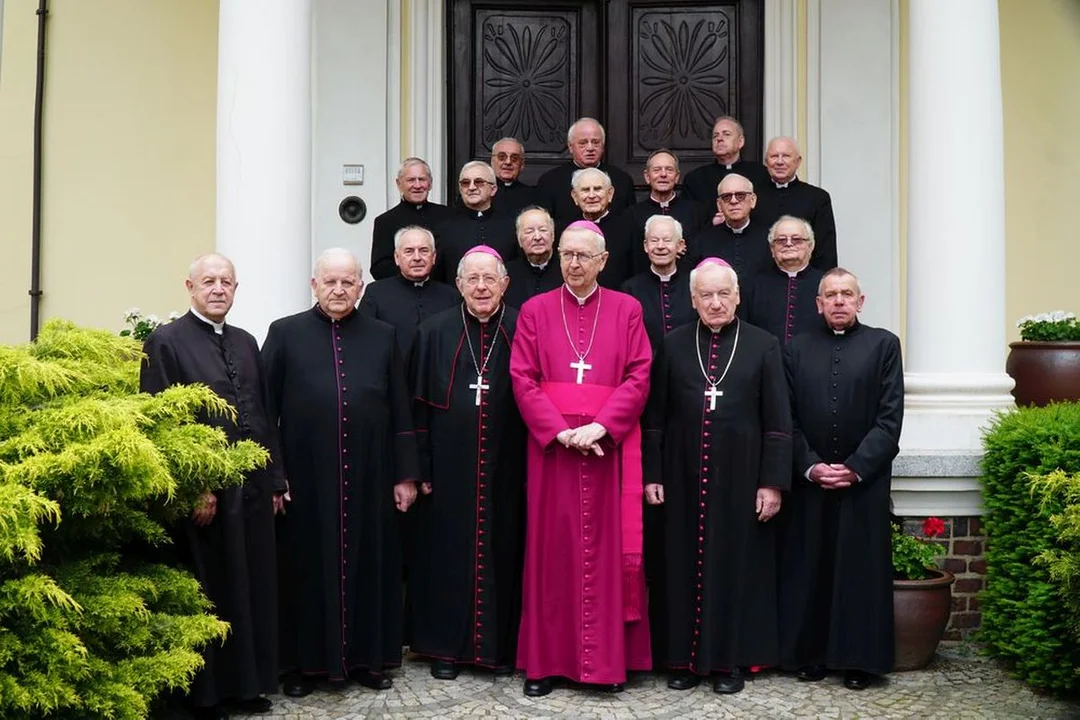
[681,116,770,206]
[370,158,452,280]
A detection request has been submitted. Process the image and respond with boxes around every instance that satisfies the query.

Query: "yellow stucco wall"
[999,0,1080,340]
[0,0,217,344]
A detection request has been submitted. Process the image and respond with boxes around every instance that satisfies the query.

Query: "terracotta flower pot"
[893,569,955,671]
[1006,341,1080,407]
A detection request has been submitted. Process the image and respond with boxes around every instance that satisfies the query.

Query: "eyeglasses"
[494,152,522,163]
[558,250,603,264]
[719,191,752,203]
[459,178,493,188]
[461,274,501,288]
[773,236,807,246]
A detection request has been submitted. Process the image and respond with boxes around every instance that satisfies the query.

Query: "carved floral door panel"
[447,0,763,194]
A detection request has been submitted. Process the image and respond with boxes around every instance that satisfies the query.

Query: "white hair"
[716,172,755,196]
[515,206,554,236]
[397,157,431,179]
[459,160,496,184]
[492,137,525,156]
[571,167,612,191]
[767,215,815,249]
[314,247,361,277]
[456,251,508,280]
[689,262,739,294]
[393,225,435,252]
[567,117,606,145]
[188,253,236,281]
[644,214,683,240]
[560,226,606,253]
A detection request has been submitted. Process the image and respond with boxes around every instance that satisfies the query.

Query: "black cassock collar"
[311,304,361,326]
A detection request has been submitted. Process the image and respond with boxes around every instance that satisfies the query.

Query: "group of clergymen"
[140,115,903,720]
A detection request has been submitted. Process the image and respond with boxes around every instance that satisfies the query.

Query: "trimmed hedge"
[981,402,1080,693]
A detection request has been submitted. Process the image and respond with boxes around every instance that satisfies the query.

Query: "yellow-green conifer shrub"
[0,320,270,719]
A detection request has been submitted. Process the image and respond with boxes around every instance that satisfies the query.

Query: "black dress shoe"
[667,671,701,690]
[843,669,876,690]
[523,677,553,697]
[230,696,272,713]
[354,669,393,690]
[281,673,315,698]
[191,706,229,720]
[431,660,459,680]
[491,665,515,677]
[604,683,624,693]
[796,664,828,682]
[712,667,746,694]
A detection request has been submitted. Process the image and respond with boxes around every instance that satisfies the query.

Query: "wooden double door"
[448,0,764,194]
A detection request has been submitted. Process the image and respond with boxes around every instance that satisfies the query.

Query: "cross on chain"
[704,385,724,411]
[469,375,490,406]
[570,359,593,385]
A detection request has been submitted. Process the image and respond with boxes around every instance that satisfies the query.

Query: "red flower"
[923,517,946,538]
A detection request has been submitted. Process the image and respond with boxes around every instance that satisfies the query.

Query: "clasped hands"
[556,422,608,457]
[644,484,781,523]
[809,462,858,489]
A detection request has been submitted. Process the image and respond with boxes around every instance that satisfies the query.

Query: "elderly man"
[686,173,772,282]
[262,249,419,697]
[371,158,452,280]
[490,137,544,216]
[505,206,562,308]
[628,150,707,274]
[359,225,459,358]
[755,137,838,270]
[682,116,770,205]
[537,117,637,224]
[409,246,526,680]
[644,257,792,695]
[141,254,285,719]
[560,167,636,289]
[742,216,825,344]
[510,220,653,697]
[434,161,517,284]
[621,215,696,353]
[780,268,904,691]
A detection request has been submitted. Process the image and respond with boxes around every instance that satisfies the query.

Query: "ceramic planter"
[893,569,955,671]
[1006,341,1080,407]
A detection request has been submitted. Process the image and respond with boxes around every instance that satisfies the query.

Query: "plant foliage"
[1016,311,1080,342]
[892,517,945,580]
[0,320,268,718]
[980,402,1080,694]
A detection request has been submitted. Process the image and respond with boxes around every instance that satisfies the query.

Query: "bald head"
[716,173,757,224]
[567,117,606,167]
[765,136,803,184]
[188,253,235,281]
[186,253,237,323]
[312,248,363,320]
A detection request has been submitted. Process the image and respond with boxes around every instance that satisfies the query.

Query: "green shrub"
[0,320,269,719]
[1030,470,1080,647]
[981,402,1080,694]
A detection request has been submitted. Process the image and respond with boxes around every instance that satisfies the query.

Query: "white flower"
[123,308,142,322]
[168,310,183,320]
[146,314,161,326]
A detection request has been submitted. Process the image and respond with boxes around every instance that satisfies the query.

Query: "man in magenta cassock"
[509,220,653,698]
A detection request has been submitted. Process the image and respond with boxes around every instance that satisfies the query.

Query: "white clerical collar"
[473,208,490,218]
[727,219,750,234]
[565,282,600,306]
[833,329,846,335]
[782,263,809,278]
[651,266,677,282]
[190,307,224,335]
[650,192,676,207]
[411,276,430,287]
[465,304,500,324]
[500,180,516,188]
[528,258,551,271]
[583,210,609,223]
[773,177,796,189]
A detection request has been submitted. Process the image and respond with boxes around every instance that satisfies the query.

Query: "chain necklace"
[560,286,603,384]
[695,318,740,410]
[461,303,505,406]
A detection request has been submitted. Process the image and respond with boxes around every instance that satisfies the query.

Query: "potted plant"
[1006,311,1080,406]
[892,517,955,671]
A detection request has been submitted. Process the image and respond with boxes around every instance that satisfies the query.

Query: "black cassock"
[504,257,562,309]
[140,312,283,706]
[262,306,418,680]
[408,304,526,668]
[537,161,638,225]
[741,264,825,345]
[780,321,904,675]
[681,160,771,204]
[370,200,453,280]
[644,319,792,674]
[626,194,710,276]
[754,178,838,271]
[555,210,637,289]
[358,274,460,358]
[686,220,772,284]
[620,268,696,353]
[433,207,518,284]
[492,180,547,217]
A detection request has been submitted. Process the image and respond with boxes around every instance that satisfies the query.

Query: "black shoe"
[712,667,746,694]
[523,677,553,697]
[191,706,229,720]
[843,669,876,690]
[796,664,828,682]
[354,669,393,690]
[431,660,459,680]
[230,696,272,714]
[281,673,315,698]
[492,665,515,678]
[604,683,625,693]
[667,671,701,690]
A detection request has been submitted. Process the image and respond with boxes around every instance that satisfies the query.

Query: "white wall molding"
[405,0,446,203]
[763,0,799,150]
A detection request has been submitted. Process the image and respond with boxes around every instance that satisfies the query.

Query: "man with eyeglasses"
[754,137,838,270]
[434,161,518,284]
[490,137,546,217]
[510,220,653,698]
[686,174,772,283]
[536,117,638,225]
[643,257,791,696]
[741,216,826,344]
[681,116,770,205]
[560,167,636,289]
[408,245,526,682]
[505,206,563,308]
[371,158,453,281]
[627,149,709,276]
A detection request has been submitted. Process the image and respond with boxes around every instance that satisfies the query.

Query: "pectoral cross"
[704,385,723,411]
[570,359,593,385]
[469,375,490,406]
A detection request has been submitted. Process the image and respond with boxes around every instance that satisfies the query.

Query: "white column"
[896,0,1014,515]
[216,0,312,343]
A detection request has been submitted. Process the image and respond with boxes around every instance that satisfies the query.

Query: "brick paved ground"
[242,648,1079,719]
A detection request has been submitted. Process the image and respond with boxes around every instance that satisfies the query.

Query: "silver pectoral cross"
[469,375,490,406]
[570,359,593,385]
[704,385,723,411]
